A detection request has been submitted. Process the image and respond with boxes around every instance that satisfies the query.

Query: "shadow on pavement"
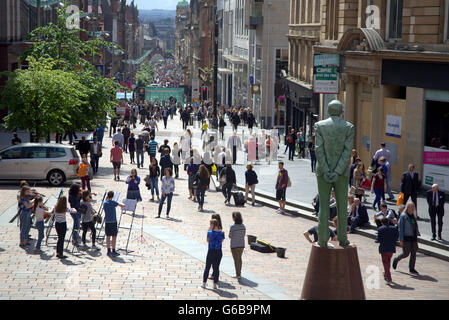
[203,287,238,299]
[0,247,5,253]
[238,277,258,288]
[396,271,438,282]
[216,281,236,290]
[60,258,84,266]
[201,209,216,214]
[107,255,135,264]
[411,274,438,282]
[387,282,415,290]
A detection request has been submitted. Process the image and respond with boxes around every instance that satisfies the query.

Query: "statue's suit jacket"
[314,117,354,178]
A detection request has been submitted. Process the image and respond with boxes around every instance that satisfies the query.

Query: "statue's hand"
[324,171,338,183]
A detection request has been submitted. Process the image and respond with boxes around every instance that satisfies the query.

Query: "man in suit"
[227,132,242,165]
[400,164,420,218]
[347,198,369,233]
[315,100,354,248]
[426,184,446,240]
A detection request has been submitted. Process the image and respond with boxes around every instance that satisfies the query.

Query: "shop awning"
[223,54,247,64]
[218,68,232,74]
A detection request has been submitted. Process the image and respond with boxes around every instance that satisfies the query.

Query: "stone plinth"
[301,243,366,300]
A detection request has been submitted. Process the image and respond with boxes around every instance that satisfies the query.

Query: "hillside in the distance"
[139,9,176,22]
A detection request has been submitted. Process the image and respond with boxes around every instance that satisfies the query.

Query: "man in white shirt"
[373,142,391,163]
[112,128,124,148]
[227,133,242,165]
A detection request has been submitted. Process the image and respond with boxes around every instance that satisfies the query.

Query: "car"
[0,143,80,186]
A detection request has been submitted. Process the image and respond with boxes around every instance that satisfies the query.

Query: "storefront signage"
[313,54,340,94]
[314,54,340,67]
[385,115,402,138]
[423,146,449,191]
[424,150,449,166]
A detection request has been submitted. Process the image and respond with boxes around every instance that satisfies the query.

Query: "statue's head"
[327,100,343,117]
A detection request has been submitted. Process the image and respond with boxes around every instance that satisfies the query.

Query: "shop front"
[382,59,449,192]
[284,77,319,138]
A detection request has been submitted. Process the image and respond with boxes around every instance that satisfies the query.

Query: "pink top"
[110,146,123,162]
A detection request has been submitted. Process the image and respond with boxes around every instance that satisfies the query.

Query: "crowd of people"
[11,95,447,289]
[309,141,446,284]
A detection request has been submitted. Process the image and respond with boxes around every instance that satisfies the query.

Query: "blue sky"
[128,0,179,10]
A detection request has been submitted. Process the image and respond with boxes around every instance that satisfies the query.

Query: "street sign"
[313,54,340,94]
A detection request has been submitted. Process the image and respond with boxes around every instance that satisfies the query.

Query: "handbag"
[192,175,200,188]
[396,192,404,206]
[144,175,151,188]
[360,178,371,191]
[218,173,227,186]
[287,176,292,188]
[211,164,217,175]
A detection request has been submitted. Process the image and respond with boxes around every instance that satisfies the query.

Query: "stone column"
[341,73,356,124]
[368,76,382,160]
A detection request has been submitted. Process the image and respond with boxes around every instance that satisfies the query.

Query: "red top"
[110,146,123,162]
[373,174,385,190]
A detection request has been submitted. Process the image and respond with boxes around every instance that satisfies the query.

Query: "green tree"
[1,58,88,140]
[1,5,121,137]
[136,61,155,88]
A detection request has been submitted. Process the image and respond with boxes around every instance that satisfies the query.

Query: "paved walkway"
[1,115,449,300]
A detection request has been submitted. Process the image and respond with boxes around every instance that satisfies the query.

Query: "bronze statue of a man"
[314,100,354,248]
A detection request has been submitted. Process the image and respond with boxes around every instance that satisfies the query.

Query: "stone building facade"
[312,0,449,192]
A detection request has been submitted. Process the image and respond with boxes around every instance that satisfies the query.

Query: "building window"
[387,0,403,40]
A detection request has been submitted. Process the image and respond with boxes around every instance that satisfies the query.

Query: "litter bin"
[276,247,286,258]
[247,235,257,245]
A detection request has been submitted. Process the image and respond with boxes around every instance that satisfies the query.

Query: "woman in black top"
[194,165,211,212]
[244,163,258,206]
[68,183,82,246]
[148,158,160,202]
[220,163,236,205]
[219,116,226,140]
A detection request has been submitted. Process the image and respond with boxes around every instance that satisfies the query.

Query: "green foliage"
[1,58,88,138]
[136,61,155,88]
[1,4,121,139]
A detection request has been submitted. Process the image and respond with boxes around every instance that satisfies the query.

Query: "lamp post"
[213,4,218,118]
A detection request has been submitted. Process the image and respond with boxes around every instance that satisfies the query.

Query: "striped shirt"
[54,209,72,223]
[148,140,158,154]
[229,223,246,248]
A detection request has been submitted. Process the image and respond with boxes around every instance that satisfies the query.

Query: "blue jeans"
[70,212,80,243]
[203,249,223,283]
[197,188,206,206]
[386,179,394,199]
[348,215,362,232]
[35,220,44,250]
[97,133,104,144]
[136,150,144,168]
[310,153,316,171]
[158,193,173,216]
[91,154,99,173]
[149,177,159,196]
[373,188,383,211]
[19,210,31,244]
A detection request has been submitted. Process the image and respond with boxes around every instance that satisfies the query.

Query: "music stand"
[132,204,149,245]
[117,198,137,254]
[45,189,64,245]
